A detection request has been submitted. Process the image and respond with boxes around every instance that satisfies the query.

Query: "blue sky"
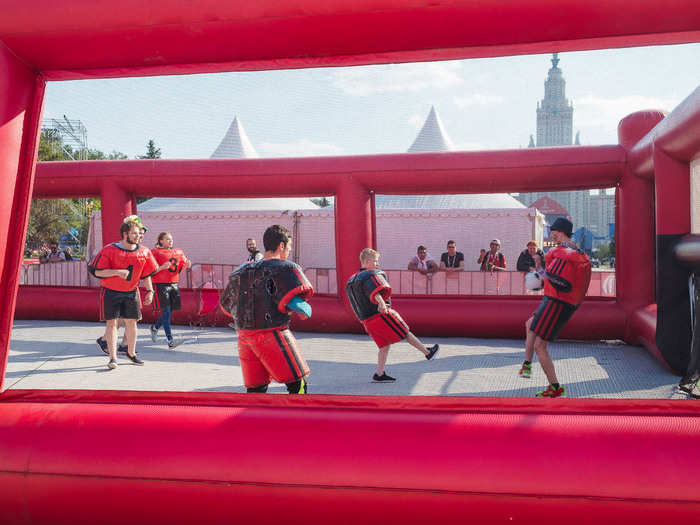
[42,43,700,160]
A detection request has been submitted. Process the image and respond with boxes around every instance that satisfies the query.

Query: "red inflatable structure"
[2,1,700,523]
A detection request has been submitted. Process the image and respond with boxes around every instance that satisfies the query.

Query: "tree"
[37,130,65,161]
[26,132,124,257]
[138,139,162,159]
[311,197,332,208]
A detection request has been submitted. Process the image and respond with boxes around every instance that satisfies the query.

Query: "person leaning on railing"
[407,245,439,275]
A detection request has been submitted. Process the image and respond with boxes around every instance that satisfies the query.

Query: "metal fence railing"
[19,261,616,297]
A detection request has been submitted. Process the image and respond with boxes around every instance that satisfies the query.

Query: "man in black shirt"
[439,240,465,272]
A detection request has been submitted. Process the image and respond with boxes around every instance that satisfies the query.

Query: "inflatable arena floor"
[5,320,684,399]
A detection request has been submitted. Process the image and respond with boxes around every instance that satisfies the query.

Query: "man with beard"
[89,219,159,370]
[245,238,263,263]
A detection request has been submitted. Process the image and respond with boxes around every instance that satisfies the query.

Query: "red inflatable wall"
[20,146,628,341]
[2,390,700,525]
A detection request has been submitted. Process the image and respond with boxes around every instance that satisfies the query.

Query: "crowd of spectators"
[27,242,80,263]
[406,239,514,274]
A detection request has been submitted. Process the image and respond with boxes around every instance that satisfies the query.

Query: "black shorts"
[530,296,577,342]
[154,283,182,311]
[100,288,141,321]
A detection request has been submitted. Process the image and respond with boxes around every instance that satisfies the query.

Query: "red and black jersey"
[544,243,592,305]
[88,243,159,292]
[345,269,392,321]
[151,247,189,284]
[220,259,314,330]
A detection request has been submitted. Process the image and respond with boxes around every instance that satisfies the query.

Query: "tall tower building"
[516,54,615,247]
[519,54,585,238]
[536,53,573,147]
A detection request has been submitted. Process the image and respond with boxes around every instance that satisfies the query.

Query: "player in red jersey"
[150,232,191,348]
[518,218,592,397]
[95,217,159,355]
[88,220,159,370]
[346,248,439,383]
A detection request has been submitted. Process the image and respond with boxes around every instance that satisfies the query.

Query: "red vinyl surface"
[0,0,699,79]
[2,390,700,524]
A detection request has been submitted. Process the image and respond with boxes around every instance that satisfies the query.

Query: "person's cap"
[550,217,573,237]
[124,214,148,232]
[490,239,501,246]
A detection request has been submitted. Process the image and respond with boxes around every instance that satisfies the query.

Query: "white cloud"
[575,94,679,128]
[259,138,345,158]
[332,62,463,96]
[452,94,504,107]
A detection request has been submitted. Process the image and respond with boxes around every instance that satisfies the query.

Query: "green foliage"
[138,139,162,159]
[37,130,65,161]
[27,131,124,256]
[310,197,332,208]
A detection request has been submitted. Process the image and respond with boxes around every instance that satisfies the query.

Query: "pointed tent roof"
[408,106,454,153]
[375,106,523,210]
[140,115,319,211]
[210,116,259,158]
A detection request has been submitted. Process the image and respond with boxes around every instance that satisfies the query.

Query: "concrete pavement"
[4,319,687,399]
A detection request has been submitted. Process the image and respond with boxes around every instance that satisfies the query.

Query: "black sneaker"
[372,372,396,383]
[107,358,118,370]
[126,353,144,366]
[679,375,699,394]
[117,342,128,354]
[426,344,440,360]
[689,381,700,399]
[96,337,108,355]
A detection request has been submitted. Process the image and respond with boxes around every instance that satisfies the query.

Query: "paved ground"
[3,319,688,399]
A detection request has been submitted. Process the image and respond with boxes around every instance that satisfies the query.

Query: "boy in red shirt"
[346,248,439,382]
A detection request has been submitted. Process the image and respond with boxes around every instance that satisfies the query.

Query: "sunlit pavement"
[4,319,687,399]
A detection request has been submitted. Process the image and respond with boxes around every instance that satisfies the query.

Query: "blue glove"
[288,296,312,317]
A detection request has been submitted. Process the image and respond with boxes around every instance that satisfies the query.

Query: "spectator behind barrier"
[477,239,506,272]
[245,238,263,263]
[46,243,66,263]
[408,245,438,275]
[440,240,465,272]
[516,240,544,273]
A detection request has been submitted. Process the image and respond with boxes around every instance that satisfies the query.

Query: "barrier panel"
[17,263,616,297]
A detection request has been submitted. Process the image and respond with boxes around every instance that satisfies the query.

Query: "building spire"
[551,52,560,69]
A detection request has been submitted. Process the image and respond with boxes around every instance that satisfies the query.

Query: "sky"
[42,43,700,160]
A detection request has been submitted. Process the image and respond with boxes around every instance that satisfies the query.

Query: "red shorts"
[237,327,310,389]
[362,309,409,348]
[530,296,577,341]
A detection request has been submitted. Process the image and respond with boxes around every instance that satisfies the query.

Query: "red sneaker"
[536,385,566,398]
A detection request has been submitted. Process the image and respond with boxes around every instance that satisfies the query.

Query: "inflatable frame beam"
[619,89,700,370]
[0,43,44,391]
[2,0,700,80]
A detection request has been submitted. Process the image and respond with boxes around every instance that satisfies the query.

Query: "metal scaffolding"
[40,116,88,160]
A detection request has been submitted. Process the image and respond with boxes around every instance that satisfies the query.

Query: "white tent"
[377,106,523,210]
[139,115,318,212]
